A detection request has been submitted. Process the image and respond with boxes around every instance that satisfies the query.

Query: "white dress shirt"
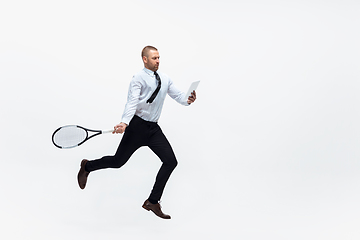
[121,68,189,125]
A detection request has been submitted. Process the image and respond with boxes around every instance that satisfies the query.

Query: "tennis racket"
[52,125,113,149]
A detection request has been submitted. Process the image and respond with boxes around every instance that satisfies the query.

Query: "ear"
[142,56,147,63]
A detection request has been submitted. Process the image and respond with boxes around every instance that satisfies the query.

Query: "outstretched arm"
[168,78,197,106]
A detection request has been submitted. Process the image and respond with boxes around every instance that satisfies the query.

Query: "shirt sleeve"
[167,78,190,106]
[121,76,142,125]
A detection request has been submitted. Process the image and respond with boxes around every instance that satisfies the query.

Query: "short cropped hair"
[141,46,158,58]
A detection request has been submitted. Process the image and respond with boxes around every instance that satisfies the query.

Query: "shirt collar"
[143,67,156,76]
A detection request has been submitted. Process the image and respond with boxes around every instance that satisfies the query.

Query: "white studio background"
[0,0,359,239]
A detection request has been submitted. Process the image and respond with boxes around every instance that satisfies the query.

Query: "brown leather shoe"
[77,159,89,189]
[142,200,171,219]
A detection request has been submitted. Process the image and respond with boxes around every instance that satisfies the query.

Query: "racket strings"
[53,126,87,148]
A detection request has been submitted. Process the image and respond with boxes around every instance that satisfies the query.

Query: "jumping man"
[77,46,196,219]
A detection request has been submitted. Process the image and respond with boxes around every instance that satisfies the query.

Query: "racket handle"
[102,130,114,134]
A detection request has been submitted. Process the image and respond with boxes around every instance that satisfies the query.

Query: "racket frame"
[52,125,112,149]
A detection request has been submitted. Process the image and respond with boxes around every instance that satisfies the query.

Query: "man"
[77,46,196,219]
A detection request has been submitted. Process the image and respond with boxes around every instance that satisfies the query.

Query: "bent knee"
[168,159,178,169]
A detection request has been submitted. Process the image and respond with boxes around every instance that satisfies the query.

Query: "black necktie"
[147,71,161,103]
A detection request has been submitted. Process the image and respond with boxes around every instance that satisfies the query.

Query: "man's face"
[143,50,160,72]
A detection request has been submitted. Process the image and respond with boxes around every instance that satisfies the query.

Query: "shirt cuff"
[121,116,132,126]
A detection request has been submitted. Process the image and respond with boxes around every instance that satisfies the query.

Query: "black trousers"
[85,115,178,202]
